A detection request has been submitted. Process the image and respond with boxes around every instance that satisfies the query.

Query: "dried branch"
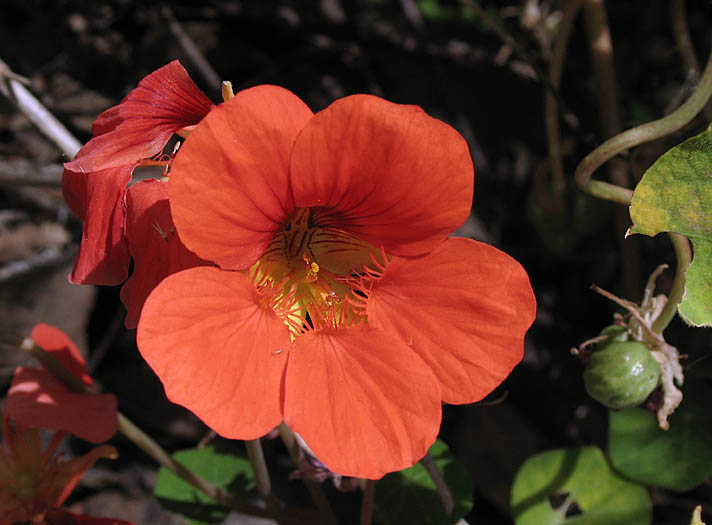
[0,57,81,159]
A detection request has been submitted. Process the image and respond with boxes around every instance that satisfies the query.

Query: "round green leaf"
[511,446,651,525]
[629,125,712,326]
[609,381,712,491]
[375,439,474,525]
[154,445,254,525]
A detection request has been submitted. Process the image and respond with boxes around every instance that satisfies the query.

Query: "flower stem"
[245,438,283,516]
[116,414,271,518]
[360,479,376,525]
[278,422,339,525]
[574,51,712,204]
[652,233,692,334]
[420,452,454,515]
[13,337,274,519]
[574,51,712,330]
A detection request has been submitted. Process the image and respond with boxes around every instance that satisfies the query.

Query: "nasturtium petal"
[368,237,536,404]
[62,166,132,285]
[283,326,442,479]
[170,85,313,270]
[121,179,209,329]
[154,445,253,525]
[30,323,92,385]
[608,381,712,492]
[137,267,291,439]
[7,368,118,444]
[629,125,712,326]
[51,443,118,509]
[5,324,119,443]
[375,439,474,525]
[290,94,474,258]
[64,60,214,174]
[510,446,651,525]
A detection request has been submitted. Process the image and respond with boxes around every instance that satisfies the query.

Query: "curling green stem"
[652,233,692,333]
[14,338,273,519]
[575,51,712,203]
[574,52,712,329]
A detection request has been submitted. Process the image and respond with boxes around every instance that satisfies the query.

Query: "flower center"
[11,469,38,502]
[250,207,386,336]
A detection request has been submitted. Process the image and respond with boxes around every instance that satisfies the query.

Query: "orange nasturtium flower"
[136,85,536,479]
[0,415,129,524]
[62,60,212,328]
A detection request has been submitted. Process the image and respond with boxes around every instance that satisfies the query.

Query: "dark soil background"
[1,1,711,523]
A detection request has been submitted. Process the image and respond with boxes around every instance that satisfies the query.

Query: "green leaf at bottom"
[153,445,254,525]
[375,439,473,525]
[510,446,651,525]
[608,381,712,491]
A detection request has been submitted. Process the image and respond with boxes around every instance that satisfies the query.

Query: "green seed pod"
[584,341,661,409]
[597,324,630,347]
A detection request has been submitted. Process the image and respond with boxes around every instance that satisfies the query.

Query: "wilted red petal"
[46,508,134,525]
[51,444,118,508]
[6,367,117,444]
[170,85,313,270]
[290,95,474,257]
[137,267,291,438]
[5,324,118,443]
[368,237,536,404]
[62,167,132,285]
[30,323,92,385]
[65,61,214,174]
[283,326,442,479]
[120,179,209,329]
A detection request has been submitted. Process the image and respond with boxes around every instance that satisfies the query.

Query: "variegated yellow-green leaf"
[629,124,712,326]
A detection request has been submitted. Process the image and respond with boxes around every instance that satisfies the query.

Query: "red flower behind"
[0,416,130,524]
[6,323,118,444]
[62,60,213,327]
[136,86,537,478]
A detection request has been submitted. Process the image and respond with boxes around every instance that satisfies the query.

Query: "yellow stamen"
[250,207,387,336]
[222,81,235,102]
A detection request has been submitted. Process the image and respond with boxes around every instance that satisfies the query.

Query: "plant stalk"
[575,52,712,202]
[652,233,692,333]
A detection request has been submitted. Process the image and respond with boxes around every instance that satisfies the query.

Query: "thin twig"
[575,51,712,203]
[278,423,339,525]
[160,6,222,89]
[460,0,591,144]
[420,452,454,515]
[0,246,76,285]
[0,162,63,188]
[0,57,81,159]
[360,479,376,525]
[670,0,712,121]
[245,438,284,518]
[545,0,583,197]
[87,306,126,374]
[582,0,641,299]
